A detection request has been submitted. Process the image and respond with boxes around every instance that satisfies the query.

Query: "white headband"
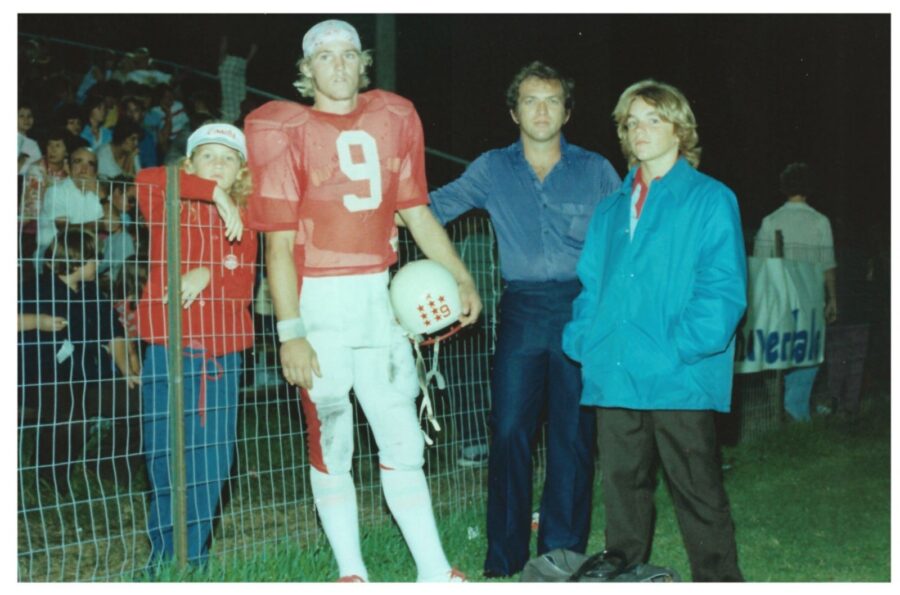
[302,19,361,57]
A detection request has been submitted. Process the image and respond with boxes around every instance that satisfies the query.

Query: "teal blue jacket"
[562,158,747,412]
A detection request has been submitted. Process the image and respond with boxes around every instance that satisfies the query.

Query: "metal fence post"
[165,165,188,569]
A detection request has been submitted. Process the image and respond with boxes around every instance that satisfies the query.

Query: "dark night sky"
[18,13,891,242]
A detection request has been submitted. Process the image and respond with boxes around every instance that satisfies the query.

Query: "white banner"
[734,257,826,374]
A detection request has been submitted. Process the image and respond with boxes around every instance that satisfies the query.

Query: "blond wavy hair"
[292,49,374,99]
[612,79,701,169]
[180,152,252,208]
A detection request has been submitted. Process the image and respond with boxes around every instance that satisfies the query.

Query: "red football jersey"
[245,90,430,278]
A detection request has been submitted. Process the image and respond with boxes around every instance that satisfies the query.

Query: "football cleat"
[447,568,468,582]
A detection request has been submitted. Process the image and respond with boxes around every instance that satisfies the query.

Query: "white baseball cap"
[186,123,247,161]
[302,19,361,57]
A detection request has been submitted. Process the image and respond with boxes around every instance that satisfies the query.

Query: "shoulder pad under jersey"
[362,89,416,118]
[246,100,311,128]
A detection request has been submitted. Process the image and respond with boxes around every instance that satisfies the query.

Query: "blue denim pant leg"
[142,346,174,562]
[484,281,594,576]
[784,365,819,422]
[537,342,595,555]
[184,350,240,564]
[485,307,546,576]
[142,345,241,566]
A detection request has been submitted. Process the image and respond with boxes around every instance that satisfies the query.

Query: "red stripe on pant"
[299,387,326,472]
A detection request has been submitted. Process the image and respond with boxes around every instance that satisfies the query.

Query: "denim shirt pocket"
[555,202,592,248]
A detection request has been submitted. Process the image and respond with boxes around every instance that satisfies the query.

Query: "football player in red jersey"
[245,20,480,582]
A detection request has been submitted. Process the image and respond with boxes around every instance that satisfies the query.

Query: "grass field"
[129,393,891,583]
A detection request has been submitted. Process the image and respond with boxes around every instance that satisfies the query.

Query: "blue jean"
[142,345,241,565]
[485,281,596,576]
[784,365,819,422]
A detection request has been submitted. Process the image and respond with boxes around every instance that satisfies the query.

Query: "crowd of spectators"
[17,37,263,494]
[18,37,262,278]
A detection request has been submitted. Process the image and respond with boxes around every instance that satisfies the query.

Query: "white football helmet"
[390,259,461,337]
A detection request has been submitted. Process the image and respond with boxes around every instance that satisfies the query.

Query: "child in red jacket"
[135,123,256,566]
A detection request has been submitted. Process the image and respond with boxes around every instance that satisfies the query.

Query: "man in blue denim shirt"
[429,61,620,578]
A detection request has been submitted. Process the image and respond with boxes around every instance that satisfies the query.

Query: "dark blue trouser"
[484,281,596,576]
[142,345,241,566]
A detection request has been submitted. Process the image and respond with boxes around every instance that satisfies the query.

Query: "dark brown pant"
[597,408,743,582]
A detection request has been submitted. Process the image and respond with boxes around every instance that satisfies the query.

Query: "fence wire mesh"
[16,174,502,580]
[17,175,888,581]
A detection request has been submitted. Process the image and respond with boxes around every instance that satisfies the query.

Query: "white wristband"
[276,317,307,342]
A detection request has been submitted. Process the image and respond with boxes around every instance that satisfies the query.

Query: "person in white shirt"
[754,162,837,421]
[96,120,143,179]
[125,47,173,87]
[36,147,104,262]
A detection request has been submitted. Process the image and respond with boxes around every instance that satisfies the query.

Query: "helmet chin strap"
[412,334,446,446]
[417,321,463,347]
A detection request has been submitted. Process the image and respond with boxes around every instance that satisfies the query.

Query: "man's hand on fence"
[125,373,141,390]
[127,342,142,381]
[213,186,244,242]
[280,338,321,389]
[37,314,68,332]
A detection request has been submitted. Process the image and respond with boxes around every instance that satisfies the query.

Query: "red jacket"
[135,167,257,357]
